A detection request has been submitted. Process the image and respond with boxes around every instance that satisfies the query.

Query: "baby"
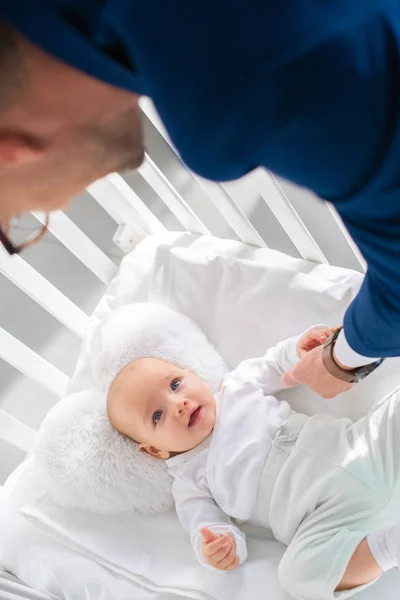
[107,326,400,600]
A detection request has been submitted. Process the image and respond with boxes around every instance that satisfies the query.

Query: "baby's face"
[107,358,216,457]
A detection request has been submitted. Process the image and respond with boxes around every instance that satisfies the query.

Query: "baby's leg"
[277,389,400,598]
[278,525,397,599]
[335,538,382,592]
[280,526,400,598]
[338,524,400,591]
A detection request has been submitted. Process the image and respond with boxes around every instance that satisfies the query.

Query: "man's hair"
[0,20,25,110]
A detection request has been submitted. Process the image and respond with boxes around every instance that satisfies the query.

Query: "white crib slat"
[141,99,329,260]
[325,203,367,273]
[0,255,88,339]
[140,97,169,138]
[88,173,166,238]
[0,328,69,397]
[253,170,328,264]
[191,175,267,247]
[139,155,210,235]
[0,410,36,453]
[140,100,266,243]
[33,211,118,284]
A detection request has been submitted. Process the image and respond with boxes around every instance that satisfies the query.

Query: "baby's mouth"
[188,406,202,427]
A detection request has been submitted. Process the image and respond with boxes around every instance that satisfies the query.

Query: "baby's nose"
[176,399,189,415]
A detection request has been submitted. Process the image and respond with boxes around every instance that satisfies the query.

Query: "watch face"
[353,358,385,383]
[353,370,369,383]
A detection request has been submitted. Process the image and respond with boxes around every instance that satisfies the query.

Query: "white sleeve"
[334,328,379,367]
[227,324,329,395]
[226,336,299,396]
[172,476,247,570]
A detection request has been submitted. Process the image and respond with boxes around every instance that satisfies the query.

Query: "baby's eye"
[170,379,180,392]
[153,410,163,425]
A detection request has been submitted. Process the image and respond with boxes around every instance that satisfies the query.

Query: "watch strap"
[322,327,384,383]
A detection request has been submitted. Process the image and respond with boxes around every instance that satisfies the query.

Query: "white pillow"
[33,390,174,516]
[33,302,228,515]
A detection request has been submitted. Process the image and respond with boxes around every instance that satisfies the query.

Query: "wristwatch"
[322,327,385,383]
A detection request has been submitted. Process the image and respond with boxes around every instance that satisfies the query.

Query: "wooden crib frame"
[0,100,366,482]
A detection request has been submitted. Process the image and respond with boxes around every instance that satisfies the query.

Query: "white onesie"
[166,334,297,567]
[167,334,400,600]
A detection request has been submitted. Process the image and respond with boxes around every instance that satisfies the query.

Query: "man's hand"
[283,329,353,399]
[200,527,240,571]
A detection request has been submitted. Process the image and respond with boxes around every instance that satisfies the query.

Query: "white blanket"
[1,232,400,600]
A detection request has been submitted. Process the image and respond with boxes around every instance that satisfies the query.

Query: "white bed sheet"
[1,232,400,600]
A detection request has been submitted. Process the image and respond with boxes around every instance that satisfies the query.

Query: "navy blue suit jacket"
[2,0,400,356]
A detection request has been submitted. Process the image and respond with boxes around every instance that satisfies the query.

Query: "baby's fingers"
[298,327,334,357]
[202,534,231,557]
[208,538,234,563]
[217,545,239,570]
[226,555,240,571]
[200,527,218,544]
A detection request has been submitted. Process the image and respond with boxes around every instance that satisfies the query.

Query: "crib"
[0,101,391,600]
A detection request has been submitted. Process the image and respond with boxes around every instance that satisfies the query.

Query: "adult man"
[0,1,398,398]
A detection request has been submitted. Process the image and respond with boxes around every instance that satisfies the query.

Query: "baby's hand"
[297,326,337,358]
[200,527,240,571]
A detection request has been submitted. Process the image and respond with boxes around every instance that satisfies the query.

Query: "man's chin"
[117,147,145,173]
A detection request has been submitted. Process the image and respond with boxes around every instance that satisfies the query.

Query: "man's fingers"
[284,340,354,399]
[281,367,301,387]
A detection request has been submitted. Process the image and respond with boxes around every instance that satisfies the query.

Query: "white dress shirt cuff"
[334,328,379,368]
[194,524,248,570]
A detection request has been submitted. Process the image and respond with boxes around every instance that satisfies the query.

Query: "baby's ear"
[139,444,170,460]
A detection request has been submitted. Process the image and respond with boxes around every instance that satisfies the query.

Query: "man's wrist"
[323,328,385,384]
[332,350,356,372]
[322,329,359,382]
[333,328,379,369]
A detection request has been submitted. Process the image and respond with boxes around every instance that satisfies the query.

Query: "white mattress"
[1,232,400,600]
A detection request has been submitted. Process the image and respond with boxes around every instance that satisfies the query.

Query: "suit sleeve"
[246,7,400,357]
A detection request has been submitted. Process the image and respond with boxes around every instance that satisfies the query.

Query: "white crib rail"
[189,174,268,248]
[33,211,118,284]
[140,98,327,262]
[139,155,210,235]
[0,409,37,453]
[88,172,166,238]
[0,105,365,463]
[0,328,69,398]
[1,252,88,339]
[248,170,328,264]
[325,203,367,272]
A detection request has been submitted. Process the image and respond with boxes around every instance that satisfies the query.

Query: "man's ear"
[139,443,170,460]
[0,134,44,164]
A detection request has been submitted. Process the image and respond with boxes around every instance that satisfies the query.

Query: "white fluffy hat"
[92,302,227,394]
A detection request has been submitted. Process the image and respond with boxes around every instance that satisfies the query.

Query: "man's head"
[0,21,144,226]
[107,358,217,458]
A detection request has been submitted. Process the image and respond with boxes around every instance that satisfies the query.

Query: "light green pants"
[255,389,400,600]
